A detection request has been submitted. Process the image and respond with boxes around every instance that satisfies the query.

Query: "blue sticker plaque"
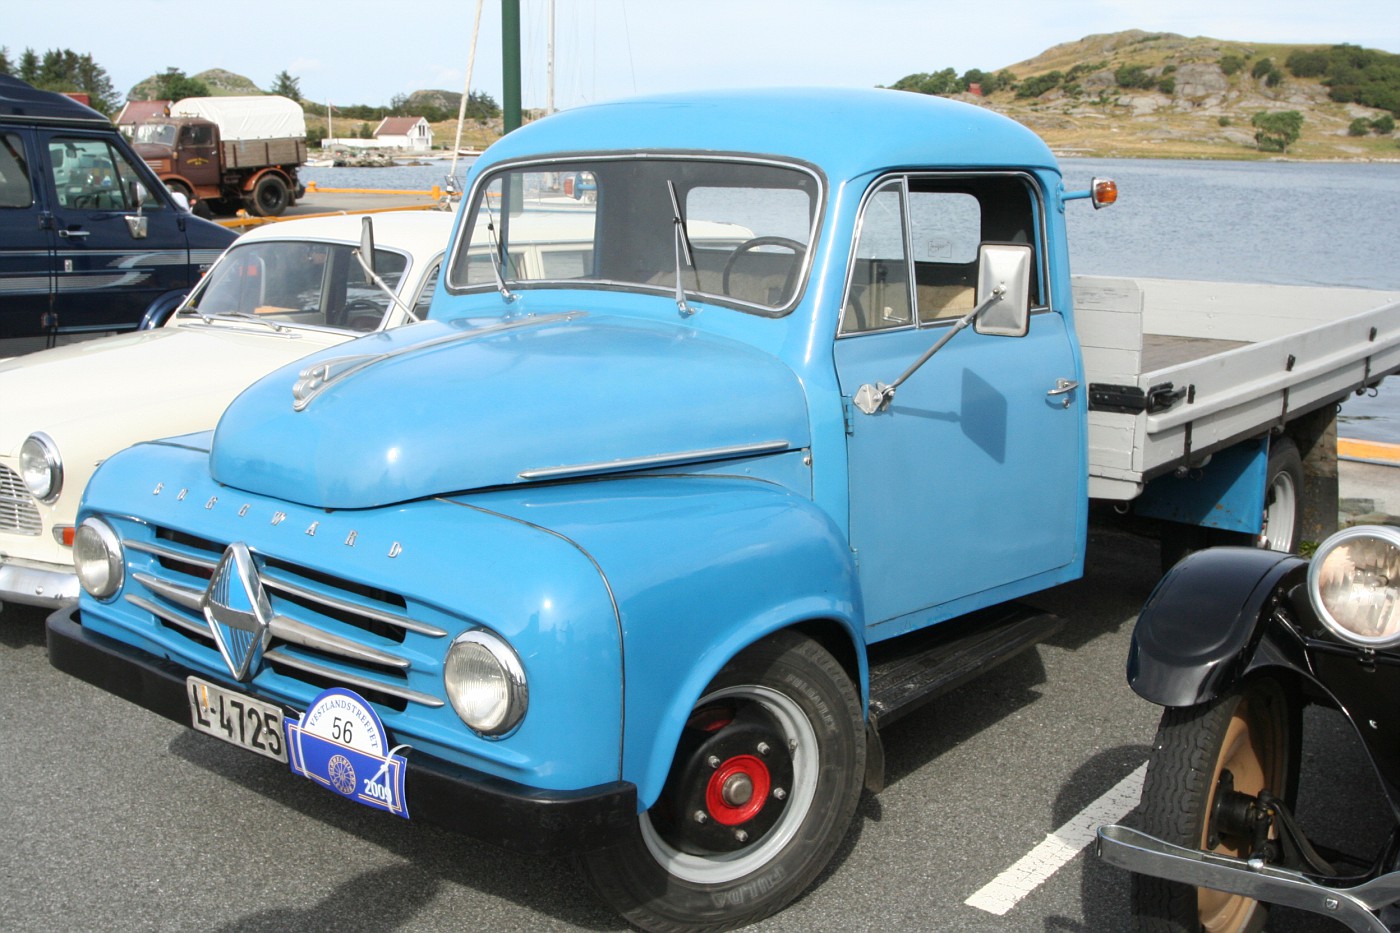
[285,687,410,819]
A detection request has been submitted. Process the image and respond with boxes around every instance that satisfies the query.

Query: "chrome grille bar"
[0,465,42,536]
[260,568,446,638]
[264,648,444,708]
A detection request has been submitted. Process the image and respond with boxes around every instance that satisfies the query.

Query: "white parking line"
[965,762,1147,916]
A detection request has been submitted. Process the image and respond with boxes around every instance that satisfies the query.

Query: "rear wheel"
[579,631,864,931]
[1133,678,1298,932]
[246,175,290,216]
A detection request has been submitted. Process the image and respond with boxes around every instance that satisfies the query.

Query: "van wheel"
[246,175,290,216]
[1133,678,1298,932]
[578,631,864,931]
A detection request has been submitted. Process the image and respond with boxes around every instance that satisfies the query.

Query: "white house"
[373,116,433,151]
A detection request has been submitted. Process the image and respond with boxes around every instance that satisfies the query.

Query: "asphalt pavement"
[4,515,1390,932]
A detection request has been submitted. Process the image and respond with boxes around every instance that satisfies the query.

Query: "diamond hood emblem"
[202,542,273,681]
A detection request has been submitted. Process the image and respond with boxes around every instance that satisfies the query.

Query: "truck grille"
[123,529,447,710]
[0,465,42,536]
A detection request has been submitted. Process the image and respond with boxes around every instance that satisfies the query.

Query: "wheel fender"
[558,480,865,809]
[1128,546,1308,708]
[240,166,289,194]
[138,289,193,329]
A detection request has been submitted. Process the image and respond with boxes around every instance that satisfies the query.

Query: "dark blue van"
[0,76,236,354]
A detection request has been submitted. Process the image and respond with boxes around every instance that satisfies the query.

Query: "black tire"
[1133,678,1299,933]
[246,175,290,217]
[578,630,864,932]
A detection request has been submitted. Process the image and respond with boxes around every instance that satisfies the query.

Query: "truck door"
[39,131,192,336]
[833,174,1084,636]
[176,121,220,190]
[0,129,52,342]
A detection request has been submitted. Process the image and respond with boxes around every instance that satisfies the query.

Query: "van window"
[0,133,32,209]
[48,136,164,211]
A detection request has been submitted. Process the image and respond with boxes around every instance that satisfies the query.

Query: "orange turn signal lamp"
[1064,177,1118,210]
[54,525,75,547]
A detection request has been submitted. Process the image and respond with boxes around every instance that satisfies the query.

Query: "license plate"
[187,676,289,763]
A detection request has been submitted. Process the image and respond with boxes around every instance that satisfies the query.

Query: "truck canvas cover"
[168,95,305,140]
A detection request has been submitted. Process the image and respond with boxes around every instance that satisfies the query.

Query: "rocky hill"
[127,68,262,101]
[948,30,1399,160]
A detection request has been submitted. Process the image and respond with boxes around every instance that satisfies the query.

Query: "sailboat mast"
[547,0,555,114]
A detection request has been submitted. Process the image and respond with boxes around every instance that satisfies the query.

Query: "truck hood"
[210,313,811,509]
[0,323,351,454]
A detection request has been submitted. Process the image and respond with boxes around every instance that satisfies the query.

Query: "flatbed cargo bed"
[1075,276,1400,499]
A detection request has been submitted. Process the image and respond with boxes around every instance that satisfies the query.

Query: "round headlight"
[1308,525,1400,648]
[73,517,124,600]
[19,432,63,502]
[444,629,527,736]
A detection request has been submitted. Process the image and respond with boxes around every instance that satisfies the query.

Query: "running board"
[866,602,1063,730]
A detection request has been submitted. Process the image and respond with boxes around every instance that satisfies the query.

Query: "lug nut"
[756,741,770,756]
[734,829,749,843]
[772,787,787,801]
[707,755,721,769]
[693,810,708,824]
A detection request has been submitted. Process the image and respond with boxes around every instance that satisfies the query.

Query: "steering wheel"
[343,299,385,331]
[721,236,806,302]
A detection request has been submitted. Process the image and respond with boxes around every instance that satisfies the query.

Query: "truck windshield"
[181,239,408,332]
[446,157,820,314]
[134,124,178,147]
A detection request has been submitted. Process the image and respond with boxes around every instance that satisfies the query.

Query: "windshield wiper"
[668,180,696,315]
[202,311,292,333]
[482,201,517,303]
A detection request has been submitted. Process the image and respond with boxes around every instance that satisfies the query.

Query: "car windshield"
[134,123,178,147]
[181,239,409,332]
[446,156,820,314]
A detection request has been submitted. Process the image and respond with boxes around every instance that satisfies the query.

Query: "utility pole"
[502,0,521,133]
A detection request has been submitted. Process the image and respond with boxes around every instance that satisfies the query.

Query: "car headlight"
[73,517,124,600]
[444,629,527,736]
[19,432,62,502]
[1308,525,1400,648]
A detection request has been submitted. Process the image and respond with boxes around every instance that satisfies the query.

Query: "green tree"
[1285,49,1329,77]
[464,90,500,121]
[18,48,38,83]
[153,67,210,101]
[15,47,119,113]
[1015,71,1064,99]
[1374,114,1396,134]
[1251,58,1275,79]
[1114,64,1155,90]
[267,70,301,101]
[1252,110,1303,152]
[1349,117,1372,136]
[1219,54,1247,76]
[0,46,11,75]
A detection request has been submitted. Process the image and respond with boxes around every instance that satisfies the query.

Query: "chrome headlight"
[19,432,62,502]
[1308,526,1400,648]
[444,629,527,737]
[73,517,124,600]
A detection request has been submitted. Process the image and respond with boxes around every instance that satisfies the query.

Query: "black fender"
[138,288,192,329]
[1127,546,1309,708]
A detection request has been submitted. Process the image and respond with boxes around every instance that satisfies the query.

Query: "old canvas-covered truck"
[47,89,1400,930]
[132,95,306,216]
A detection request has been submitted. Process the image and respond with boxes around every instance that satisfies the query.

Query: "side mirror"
[358,215,376,274]
[973,243,1033,337]
[125,182,149,238]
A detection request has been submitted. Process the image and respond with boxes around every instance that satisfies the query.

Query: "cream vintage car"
[0,210,455,613]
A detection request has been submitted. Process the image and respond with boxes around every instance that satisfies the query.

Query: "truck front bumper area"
[47,605,638,857]
[0,557,79,609]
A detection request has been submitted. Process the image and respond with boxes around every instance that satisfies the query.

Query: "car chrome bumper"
[0,557,79,608]
[46,604,638,856]
[1096,824,1399,933]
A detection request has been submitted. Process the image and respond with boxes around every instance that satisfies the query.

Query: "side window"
[840,181,912,334]
[411,260,441,318]
[841,174,1041,336]
[48,136,162,211]
[0,133,33,208]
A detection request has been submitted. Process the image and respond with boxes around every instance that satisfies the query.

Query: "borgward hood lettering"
[210,314,810,509]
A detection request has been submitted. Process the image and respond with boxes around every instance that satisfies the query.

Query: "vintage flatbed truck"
[46,88,1400,930]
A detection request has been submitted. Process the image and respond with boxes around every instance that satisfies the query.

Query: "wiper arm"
[483,201,517,303]
[668,180,696,315]
[203,310,291,333]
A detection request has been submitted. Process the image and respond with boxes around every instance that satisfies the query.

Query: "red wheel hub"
[705,754,771,825]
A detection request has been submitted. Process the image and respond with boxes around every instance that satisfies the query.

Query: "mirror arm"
[853,285,1005,415]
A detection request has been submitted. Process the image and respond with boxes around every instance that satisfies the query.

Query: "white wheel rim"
[1262,468,1297,551]
[640,683,820,884]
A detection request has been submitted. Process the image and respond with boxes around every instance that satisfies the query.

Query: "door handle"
[58,228,90,239]
[1047,378,1079,408]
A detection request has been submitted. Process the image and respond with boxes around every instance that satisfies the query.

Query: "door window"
[48,136,164,211]
[0,133,33,208]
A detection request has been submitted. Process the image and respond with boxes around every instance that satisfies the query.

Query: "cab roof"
[479,87,1060,182]
[0,75,111,128]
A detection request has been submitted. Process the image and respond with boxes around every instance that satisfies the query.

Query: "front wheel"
[579,631,864,931]
[1132,678,1299,933]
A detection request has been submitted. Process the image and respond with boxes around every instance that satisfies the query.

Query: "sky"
[6,0,1400,111]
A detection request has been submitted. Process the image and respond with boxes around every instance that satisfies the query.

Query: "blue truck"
[47,88,1400,930]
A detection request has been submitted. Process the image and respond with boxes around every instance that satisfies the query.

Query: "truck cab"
[0,76,236,354]
[132,116,221,202]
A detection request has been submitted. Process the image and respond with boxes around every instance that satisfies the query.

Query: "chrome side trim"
[133,571,203,611]
[264,648,444,708]
[518,439,793,481]
[266,614,409,670]
[127,538,217,570]
[126,592,208,639]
